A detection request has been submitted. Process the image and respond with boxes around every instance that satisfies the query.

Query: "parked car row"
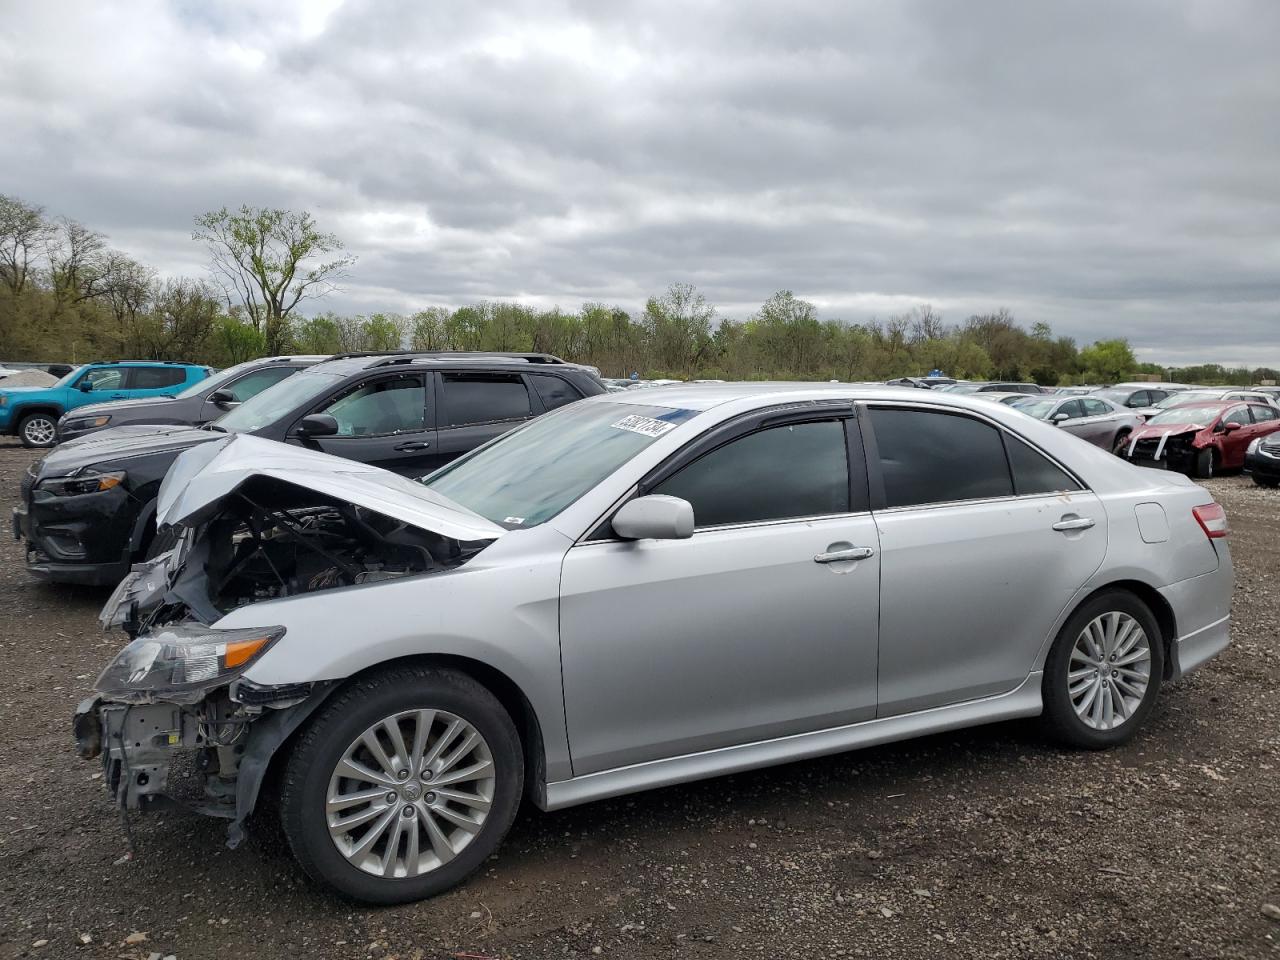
[1,356,1241,904]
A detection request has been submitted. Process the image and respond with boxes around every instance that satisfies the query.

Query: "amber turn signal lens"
[224,637,272,668]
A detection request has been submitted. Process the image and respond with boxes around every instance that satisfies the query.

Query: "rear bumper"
[1158,549,1234,681]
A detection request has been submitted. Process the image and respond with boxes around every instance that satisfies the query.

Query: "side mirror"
[612,495,694,540]
[1050,412,1069,424]
[1222,420,1243,433]
[293,413,340,438]
[207,389,237,408]
[77,380,94,392]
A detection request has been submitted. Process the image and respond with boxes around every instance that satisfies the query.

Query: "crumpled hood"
[156,434,506,542]
[1132,421,1206,440]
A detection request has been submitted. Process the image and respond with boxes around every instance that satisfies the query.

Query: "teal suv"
[0,361,211,448]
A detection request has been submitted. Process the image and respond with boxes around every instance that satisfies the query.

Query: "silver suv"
[76,384,1233,903]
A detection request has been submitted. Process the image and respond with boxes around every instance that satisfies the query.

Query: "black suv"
[14,352,604,585]
[57,355,328,442]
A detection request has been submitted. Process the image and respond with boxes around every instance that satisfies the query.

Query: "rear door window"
[867,408,1013,508]
[1222,406,1251,426]
[441,373,533,426]
[529,374,585,412]
[1057,400,1085,420]
[130,366,186,389]
[1081,398,1110,417]
[1250,404,1279,422]
[652,420,851,527]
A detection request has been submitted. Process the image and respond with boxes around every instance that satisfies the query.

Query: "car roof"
[307,352,585,377]
[84,359,206,367]
[587,381,1056,413]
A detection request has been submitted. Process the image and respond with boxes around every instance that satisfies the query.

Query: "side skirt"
[541,673,1043,811]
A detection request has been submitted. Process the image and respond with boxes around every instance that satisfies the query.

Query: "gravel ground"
[0,441,1276,960]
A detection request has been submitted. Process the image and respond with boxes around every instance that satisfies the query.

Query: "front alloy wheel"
[326,709,495,878]
[279,666,522,904]
[19,413,58,448]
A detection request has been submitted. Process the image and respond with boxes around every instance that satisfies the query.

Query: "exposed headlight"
[37,470,126,496]
[94,624,286,704]
[65,414,111,430]
[1247,438,1261,456]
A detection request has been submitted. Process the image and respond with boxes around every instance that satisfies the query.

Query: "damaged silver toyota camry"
[75,384,1234,903]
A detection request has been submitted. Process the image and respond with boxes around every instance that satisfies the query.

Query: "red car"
[1119,400,1280,477]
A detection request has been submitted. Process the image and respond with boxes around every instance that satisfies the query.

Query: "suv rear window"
[441,373,532,426]
[131,366,187,389]
[530,374,585,412]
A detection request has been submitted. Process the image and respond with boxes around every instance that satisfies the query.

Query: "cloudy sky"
[2,0,1277,367]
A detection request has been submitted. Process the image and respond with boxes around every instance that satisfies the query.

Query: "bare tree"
[193,206,355,353]
[0,195,54,295]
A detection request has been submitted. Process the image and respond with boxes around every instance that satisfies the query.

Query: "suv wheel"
[279,666,523,904]
[18,412,58,448]
[1041,591,1164,749]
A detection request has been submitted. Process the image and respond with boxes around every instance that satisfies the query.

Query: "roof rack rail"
[83,359,199,366]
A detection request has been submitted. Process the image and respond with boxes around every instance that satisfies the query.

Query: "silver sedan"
[78,384,1233,903]
[1012,394,1145,451]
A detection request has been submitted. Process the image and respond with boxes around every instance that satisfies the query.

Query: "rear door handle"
[1052,517,1096,532]
[393,441,432,452]
[814,546,875,563]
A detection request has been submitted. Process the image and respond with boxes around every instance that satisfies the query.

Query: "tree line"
[0,194,1272,386]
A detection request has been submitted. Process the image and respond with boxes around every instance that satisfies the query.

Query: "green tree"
[212,315,266,365]
[1078,339,1137,383]
[193,206,355,354]
[644,283,714,373]
[364,313,406,352]
[293,312,344,354]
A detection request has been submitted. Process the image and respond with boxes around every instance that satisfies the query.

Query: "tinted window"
[653,420,850,527]
[868,408,1013,508]
[1250,404,1279,422]
[78,368,126,391]
[530,375,584,412]
[130,366,187,389]
[1005,435,1081,495]
[1081,398,1111,416]
[1222,406,1250,426]
[441,373,532,426]
[319,376,427,436]
[1057,400,1085,420]
[225,366,297,402]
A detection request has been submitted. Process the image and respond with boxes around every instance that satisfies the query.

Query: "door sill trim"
[542,673,1043,811]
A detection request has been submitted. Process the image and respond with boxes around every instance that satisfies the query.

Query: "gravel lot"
[0,441,1276,960]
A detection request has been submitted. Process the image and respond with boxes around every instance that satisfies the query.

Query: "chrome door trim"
[542,672,1042,811]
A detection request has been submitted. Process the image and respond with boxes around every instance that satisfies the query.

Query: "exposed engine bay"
[81,471,496,841]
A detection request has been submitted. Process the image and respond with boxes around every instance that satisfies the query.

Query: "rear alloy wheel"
[1193,447,1216,479]
[279,666,522,904]
[18,412,58,448]
[1041,591,1164,749]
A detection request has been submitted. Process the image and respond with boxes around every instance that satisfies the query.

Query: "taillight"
[1193,503,1228,539]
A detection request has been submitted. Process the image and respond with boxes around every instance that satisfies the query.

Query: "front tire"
[1041,591,1164,749]
[18,412,58,448]
[1193,447,1216,479]
[279,666,523,904]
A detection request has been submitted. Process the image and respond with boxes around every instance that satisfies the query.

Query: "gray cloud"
[1,0,1277,367]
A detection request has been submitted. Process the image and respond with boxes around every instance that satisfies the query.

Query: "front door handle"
[1052,516,1096,532]
[109,393,127,399]
[814,546,875,564]
[393,440,432,452]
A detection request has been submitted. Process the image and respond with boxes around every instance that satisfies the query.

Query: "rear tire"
[18,412,58,448]
[1193,447,1216,479]
[1041,590,1164,750]
[278,666,523,904]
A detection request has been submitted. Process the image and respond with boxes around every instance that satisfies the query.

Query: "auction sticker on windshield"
[611,414,679,438]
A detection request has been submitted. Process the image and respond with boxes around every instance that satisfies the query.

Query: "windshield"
[54,367,85,387]
[1145,405,1225,426]
[1011,398,1056,418]
[173,360,257,399]
[214,369,343,433]
[423,401,698,528]
[943,383,985,394]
